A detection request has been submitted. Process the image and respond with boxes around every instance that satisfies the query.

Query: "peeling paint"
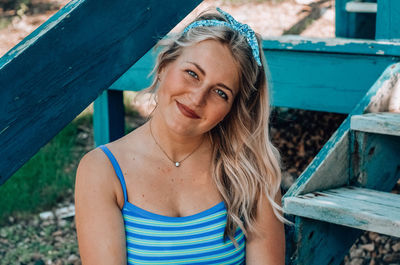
[0,0,84,70]
[0,126,10,135]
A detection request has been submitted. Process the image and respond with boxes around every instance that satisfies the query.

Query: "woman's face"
[155,39,240,137]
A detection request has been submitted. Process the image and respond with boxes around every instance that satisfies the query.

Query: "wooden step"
[345,1,377,13]
[283,186,400,237]
[351,112,400,136]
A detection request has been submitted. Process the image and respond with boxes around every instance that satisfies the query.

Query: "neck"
[148,113,209,164]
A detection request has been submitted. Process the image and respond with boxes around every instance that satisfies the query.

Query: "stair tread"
[351,112,400,136]
[284,186,400,237]
[345,1,377,13]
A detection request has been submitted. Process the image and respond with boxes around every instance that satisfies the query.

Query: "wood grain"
[0,0,201,185]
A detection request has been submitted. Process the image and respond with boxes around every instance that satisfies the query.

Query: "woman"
[75,7,285,265]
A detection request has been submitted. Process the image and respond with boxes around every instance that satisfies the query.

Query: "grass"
[0,94,143,226]
[0,111,92,226]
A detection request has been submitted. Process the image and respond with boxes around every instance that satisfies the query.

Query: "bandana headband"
[183,7,262,66]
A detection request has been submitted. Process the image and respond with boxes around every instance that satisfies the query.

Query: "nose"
[189,86,208,107]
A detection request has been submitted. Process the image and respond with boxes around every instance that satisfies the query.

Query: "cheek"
[207,104,233,126]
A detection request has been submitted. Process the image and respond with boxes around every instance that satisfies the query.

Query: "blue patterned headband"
[183,7,262,66]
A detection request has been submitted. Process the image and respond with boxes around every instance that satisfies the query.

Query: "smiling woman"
[75,7,286,265]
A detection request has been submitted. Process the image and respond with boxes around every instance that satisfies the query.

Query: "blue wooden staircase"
[282,62,400,264]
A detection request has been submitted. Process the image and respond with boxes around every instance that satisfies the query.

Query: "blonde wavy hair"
[141,8,285,243]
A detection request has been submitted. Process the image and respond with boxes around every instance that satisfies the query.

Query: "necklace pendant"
[175,162,180,167]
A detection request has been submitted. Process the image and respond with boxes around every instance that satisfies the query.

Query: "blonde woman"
[75,7,285,265]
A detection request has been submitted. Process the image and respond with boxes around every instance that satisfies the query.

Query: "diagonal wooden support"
[0,0,201,185]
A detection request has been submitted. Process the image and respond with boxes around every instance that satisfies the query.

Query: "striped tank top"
[99,145,246,264]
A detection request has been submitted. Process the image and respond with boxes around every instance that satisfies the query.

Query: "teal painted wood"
[109,49,157,91]
[351,112,400,136]
[350,131,400,190]
[0,0,202,185]
[284,62,400,198]
[93,90,125,146]
[110,36,400,113]
[335,0,376,39]
[284,186,400,237]
[335,0,356,38]
[376,0,400,40]
[287,217,362,265]
[264,49,396,113]
[262,36,400,56]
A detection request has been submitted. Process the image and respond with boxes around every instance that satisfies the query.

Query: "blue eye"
[215,89,228,100]
[186,70,198,79]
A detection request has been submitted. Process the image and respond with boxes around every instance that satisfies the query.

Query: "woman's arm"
[75,149,127,265]
[245,189,285,265]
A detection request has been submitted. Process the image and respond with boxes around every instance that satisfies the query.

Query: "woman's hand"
[245,190,285,265]
[75,148,127,265]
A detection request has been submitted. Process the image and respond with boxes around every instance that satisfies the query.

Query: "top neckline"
[123,200,226,222]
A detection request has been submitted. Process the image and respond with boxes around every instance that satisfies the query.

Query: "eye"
[186,70,198,80]
[215,88,229,101]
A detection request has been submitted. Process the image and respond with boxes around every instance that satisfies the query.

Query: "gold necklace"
[149,120,204,167]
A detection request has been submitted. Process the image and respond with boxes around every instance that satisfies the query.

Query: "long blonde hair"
[142,8,285,243]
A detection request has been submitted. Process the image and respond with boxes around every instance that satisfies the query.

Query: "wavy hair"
[141,8,286,244]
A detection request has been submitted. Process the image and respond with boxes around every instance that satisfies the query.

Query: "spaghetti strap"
[98,145,128,204]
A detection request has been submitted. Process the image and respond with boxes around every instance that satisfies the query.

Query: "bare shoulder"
[74,146,127,264]
[75,146,122,207]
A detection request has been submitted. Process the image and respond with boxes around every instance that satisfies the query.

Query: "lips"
[176,101,200,119]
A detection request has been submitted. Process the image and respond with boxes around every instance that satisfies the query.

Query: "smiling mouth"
[176,101,200,119]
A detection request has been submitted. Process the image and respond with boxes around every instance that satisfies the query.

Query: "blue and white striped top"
[99,145,246,264]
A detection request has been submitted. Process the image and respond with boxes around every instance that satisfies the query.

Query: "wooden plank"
[345,2,377,13]
[265,50,395,113]
[336,0,355,38]
[288,216,362,265]
[111,37,400,113]
[284,62,400,198]
[0,0,202,185]
[284,186,400,237]
[262,36,400,57]
[376,0,400,40]
[93,90,125,147]
[351,112,400,136]
[323,186,400,206]
[351,131,400,191]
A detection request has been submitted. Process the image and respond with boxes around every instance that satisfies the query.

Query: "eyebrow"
[187,61,234,95]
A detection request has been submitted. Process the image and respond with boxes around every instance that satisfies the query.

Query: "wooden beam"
[93,90,125,146]
[376,0,400,40]
[287,216,362,265]
[284,62,400,198]
[351,112,400,136]
[345,2,377,13]
[0,0,201,185]
[284,186,400,237]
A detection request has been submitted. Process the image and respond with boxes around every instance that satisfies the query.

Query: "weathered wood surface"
[287,217,362,265]
[335,0,376,39]
[345,1,377,13]
[284,62,400,198]
[109,36,400,113]
[262,36,400,57]
[93,90,125,147]
[351,112,400,136]
[284,186,400,237]
[0,0,202,185]
[376,0,400,40]
[350,131,400,190]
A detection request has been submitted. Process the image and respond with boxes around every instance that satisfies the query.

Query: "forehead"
[177,40,240,94]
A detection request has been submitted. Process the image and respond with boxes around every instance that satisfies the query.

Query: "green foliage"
[0,114,92,226]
